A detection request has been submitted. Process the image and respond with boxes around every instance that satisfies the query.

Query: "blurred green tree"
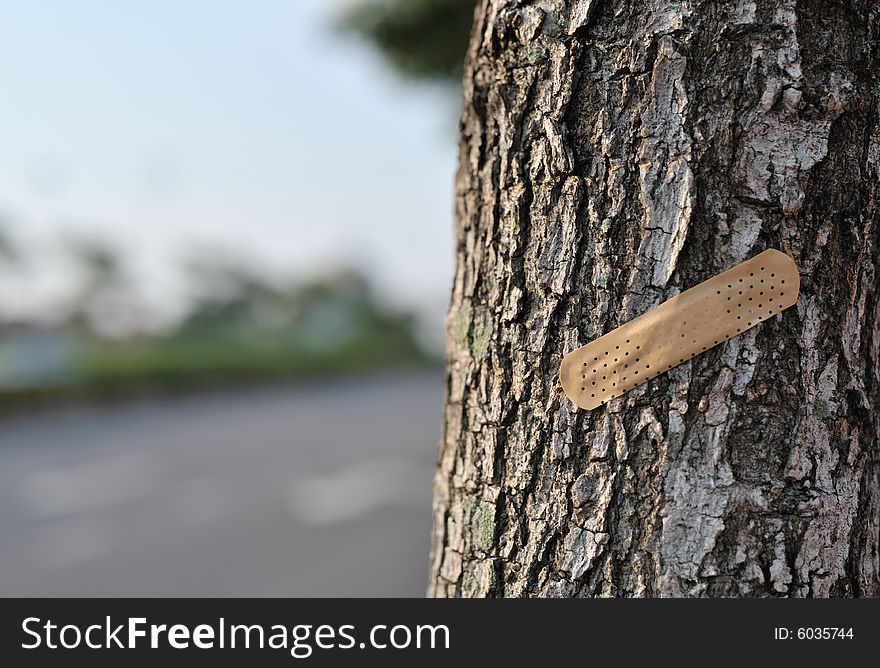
[179,260,290,341]
[68,240,122,324]
[0,227,17,264]
[339,0,476,82]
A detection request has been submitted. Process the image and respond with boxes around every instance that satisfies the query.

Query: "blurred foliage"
[0,227,17,264]
[0,234,435,405]
[66,238,127,330]
[73,319,424,396]
[339,0,476,82]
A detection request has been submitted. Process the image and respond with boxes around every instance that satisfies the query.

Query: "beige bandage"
[560,249,800,410]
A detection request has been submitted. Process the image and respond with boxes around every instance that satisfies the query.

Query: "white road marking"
[287,458,429,525]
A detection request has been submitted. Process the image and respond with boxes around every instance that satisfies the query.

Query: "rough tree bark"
[428,0,880,597]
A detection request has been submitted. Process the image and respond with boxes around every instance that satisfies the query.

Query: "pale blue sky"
[0,0,458,326]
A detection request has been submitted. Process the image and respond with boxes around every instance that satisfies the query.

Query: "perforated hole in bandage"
[560,249,800,410]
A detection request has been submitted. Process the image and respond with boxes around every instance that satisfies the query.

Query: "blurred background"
[0,0,475,596]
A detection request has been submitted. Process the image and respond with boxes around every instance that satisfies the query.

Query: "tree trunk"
[428,0,880,597]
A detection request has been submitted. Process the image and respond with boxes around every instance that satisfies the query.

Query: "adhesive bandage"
[560,249,800,410]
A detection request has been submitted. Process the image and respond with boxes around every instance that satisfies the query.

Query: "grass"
[0,328,436,409]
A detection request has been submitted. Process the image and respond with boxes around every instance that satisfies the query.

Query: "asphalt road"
[0,371,443,596]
